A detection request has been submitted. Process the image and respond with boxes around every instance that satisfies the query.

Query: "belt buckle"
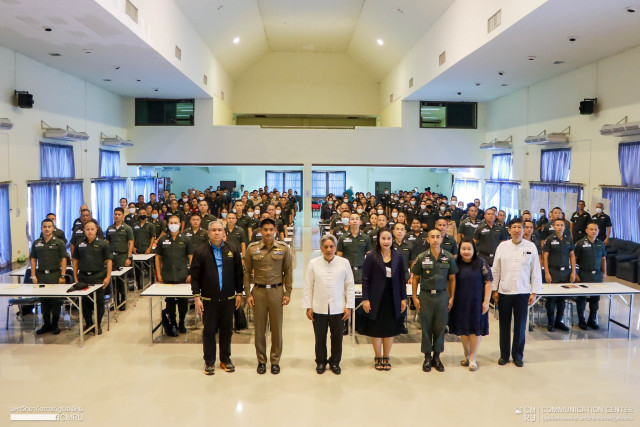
[353,267,359,271]
[265,285,273,289]
[44,269,50,274]
[86,271,93,276]
[430,290,437,294]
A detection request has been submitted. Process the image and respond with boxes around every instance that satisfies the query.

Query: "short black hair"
[46,212,56,218]
[508,217,523,228]
[260,218,276,228]
[84,219,99,228]
[114,207,124,214]
[41,218,55,226]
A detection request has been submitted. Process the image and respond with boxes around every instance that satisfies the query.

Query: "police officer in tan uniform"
[244,218,293,375]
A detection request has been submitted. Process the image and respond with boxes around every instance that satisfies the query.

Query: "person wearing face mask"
[155,216,193,336]
[332,211,352,240]
[379,188,390,212]
[321,198,334,222]
[124,203,138,228]
[449,197,463,226]
[106,208,134,310]
[361,228,408,371]
[225,212,248,258]
[591,203,612,244]
[458,205,481,245]
[404,197,419,223]
[132,209,156,290]
[388,208,400,229]
[250,207,261,232]
[329,203,349,232]
[368,214,389,247]
[220,208,229,227]
[149,209,167,241]
[420,201,438,232]
[165,199,186,232]
[356,204,369,229]
[437,202,450,219]
[535,208,549,232]
[220,189,232,212]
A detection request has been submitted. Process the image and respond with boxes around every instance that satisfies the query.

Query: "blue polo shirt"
[212,242,223,290]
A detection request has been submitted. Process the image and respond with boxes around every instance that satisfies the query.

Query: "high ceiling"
[174,0,455,79]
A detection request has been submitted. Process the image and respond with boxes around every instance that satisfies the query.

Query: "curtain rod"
[485,179,521,183]
[0,181,11,185]
[528,181,584,186]
[27,179,84,184]
[91,177,127,182]
[600,184,640,189]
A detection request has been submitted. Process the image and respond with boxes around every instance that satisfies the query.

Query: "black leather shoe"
[118,306,126,312]
[257,363,267,375]
[432,356,445,372]
[178,324,187,334]
[401,326,409,334]
[343,326,349,335]
[547,324,555,332]
[36,324,52,335]
[498,357,508,365]
[51,326,60,335]
[220,360,235,372]
[168,326,178,337]
[271,364,280,375]
[422,357,432,372]
[330,364,341,375]
[578,321,588,330]
[204,362,215,375]
[587,320,600,330]
[514,360,524,367]
[555,322,570,332]
[97,326,103,335]
[316,363,326,374]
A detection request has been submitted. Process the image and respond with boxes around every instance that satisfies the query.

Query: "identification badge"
[470,223,478,228]
[386,267,392,278]
[583,243,591,247]
[273,250,283,255]
[551,241,560,245]
[163,240,172,245]
[344,238,352,243]
[591,270,596,274]
[560,267,566,271]
[35,243,43,247]
[482,229,490,233]
[79,242,87,248]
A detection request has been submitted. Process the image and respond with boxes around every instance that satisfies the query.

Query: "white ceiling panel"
[258,0,365,52]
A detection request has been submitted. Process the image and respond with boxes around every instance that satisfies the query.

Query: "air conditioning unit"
[100,133,134,147]
[0,118,13,129]
[600,117,640,137]
[480,136,512,150]
[524,127,570,145]
[41,121,89,141]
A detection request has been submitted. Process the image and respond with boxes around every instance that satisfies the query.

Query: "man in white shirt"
[491,218,542,367]
[303,234,355,375]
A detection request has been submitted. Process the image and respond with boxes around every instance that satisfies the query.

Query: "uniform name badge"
[385,267,392,278]
[422,258,433,266]
[583,243,591,247]
[551,241,560,245]
[273,249,283,255]
[344,238,352,243]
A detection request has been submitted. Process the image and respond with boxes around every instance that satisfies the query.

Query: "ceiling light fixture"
[528,56,536,61]
[49,53,61,57]
[84,49,92,54]
[233,37,240,44]
[501,84,509,87]
[43,26,52,32]
[626,6,637,12]
[498,71,505,76]
[568,36,577,42]
[377,39,384,46]
[553,61,565,65]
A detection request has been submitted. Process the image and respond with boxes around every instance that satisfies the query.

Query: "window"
[491,153,512,180]
[135,99,194,126]
[602,187,640,243]
[618,142,640,186]
[312,171,346,198]
[265,171,303,196]
[130,178,158,203]
[0,183,11,267]
[92,179,128,231]
[40,143,74,179]
[453,179,481,206]
[529,183,582,218]
[99,149,120,178]
[485,181,520,221]
[419,101,477,129]
[27,180,84,245]
[540,148,571,182]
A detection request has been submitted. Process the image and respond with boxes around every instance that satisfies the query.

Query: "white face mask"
[182,198,188,203]
[151,214,158,220]
[129,208,136,214]
[254,210,260,216]
[221,212,228,218]
[384,191,389,195]
[451,200,456,205]
[596,208,602,214]
[357,208,363,214]
[440,206,446,212]
[198,196,204,200]
[421,205,426,210]
[247,211,253,216]
[276,210,281,215]
[377,209,384,215]
[410,200,416,205]
[232,208,236,213]
[168,223,180,233]
[391,212,398,218]
[341,217,349,226]
[328,201,334,205]
[458,204,464,209]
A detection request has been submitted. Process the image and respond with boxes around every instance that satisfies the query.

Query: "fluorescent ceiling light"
[233,37,240,44]
[377,39,384,46]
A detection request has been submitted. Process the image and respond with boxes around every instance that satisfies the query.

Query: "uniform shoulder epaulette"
[248,241,260,247]
[274,240,287,247]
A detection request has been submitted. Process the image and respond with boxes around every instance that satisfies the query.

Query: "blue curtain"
[0,183,11,267]
[99,149,120,178]
[602,187,640,243]
[491,153,513,180]
[312,172,326,198]
[28,182,57,243]
[59,181,84,240]
[284,172,303,195]
[485,181,520,219]
[266,172,282,192]
[618,142,640,187]
[93,179,127,231]
[453,179,481,206]
[40,143,74,179]
[328,172,346,196]
[540,148,571,182]
[130,178,157,202]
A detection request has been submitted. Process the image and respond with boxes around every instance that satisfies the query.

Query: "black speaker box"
[15,91,34,108]
[579,99,595,115]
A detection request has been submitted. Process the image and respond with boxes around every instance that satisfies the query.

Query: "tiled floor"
[1,217,639,426]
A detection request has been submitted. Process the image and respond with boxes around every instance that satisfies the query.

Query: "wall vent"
[439,51,446,66]
[175,45,182,60]
[488,10,502,33]
[125,0,138,23]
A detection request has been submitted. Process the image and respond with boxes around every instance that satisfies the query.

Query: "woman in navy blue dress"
[448,238,492,371]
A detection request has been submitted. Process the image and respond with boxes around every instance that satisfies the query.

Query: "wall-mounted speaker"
[14,91,34,108]
[579,98,597,115]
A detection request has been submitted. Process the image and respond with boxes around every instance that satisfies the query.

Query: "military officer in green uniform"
[31,218,68,335]
[165,199,186,232]
[184,214,208,252]
[233,200,252,241]
[188,200,217,231]
[150,208,166,239]
[473,208,508,266]
[407,218,427,257]
[331,211,351,240]
[542,218,576,332]
[40,213,67,243]
[72,219,112,335]
[411,228,458,373]
[337,213,373,284]
[574,223,607,330]
[124,203,138,228]
[391,222,414,282]
[70,209,104,255]
[155,215,193,335]
[132,210,156,290]
[224,211,248,258]
[457,205,480,243]
[106,208,134,310]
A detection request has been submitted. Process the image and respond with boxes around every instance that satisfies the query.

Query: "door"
[375,181,391,196]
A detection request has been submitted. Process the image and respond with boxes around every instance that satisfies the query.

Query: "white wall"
[0,46,128,261]
[484,44,640,211]
[233,52,379,115]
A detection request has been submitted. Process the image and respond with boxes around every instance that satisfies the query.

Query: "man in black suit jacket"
[191,220,244,376]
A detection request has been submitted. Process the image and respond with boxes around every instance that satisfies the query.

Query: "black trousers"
[576,296,600,322]
[41,298,63,326]
[498,293,529,362]
[202,298,235,364]
[546,268,569,324]
[312,313,344,365]
[165,298,188,325]
[79,273,106,326]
